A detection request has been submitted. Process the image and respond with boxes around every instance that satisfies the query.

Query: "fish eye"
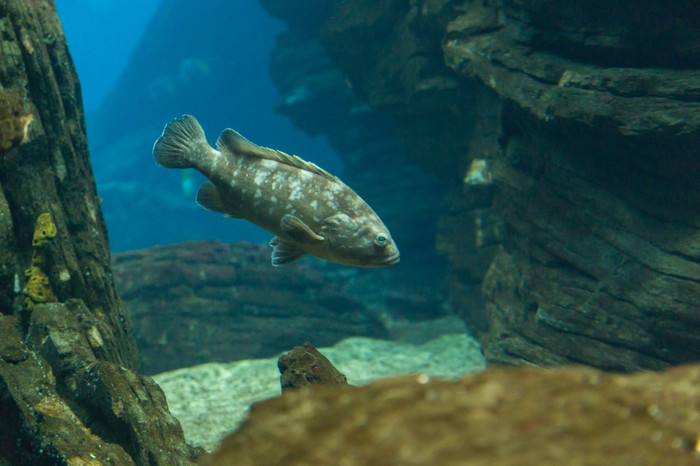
[374,233,388,247]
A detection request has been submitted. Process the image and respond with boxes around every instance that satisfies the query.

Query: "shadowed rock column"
[0,1,195,463]
[442,0,700,370]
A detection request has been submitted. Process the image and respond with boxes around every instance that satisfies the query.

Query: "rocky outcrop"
[112,240,389,374]
[278,341,348,391]
[442,0,700,370]
[312,0,700,370]
[201,363,700,465]
[0,2,195,463]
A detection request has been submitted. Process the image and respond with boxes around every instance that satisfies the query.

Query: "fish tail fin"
[153,114,208,169]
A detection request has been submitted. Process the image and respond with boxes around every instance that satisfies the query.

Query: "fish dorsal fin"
[216,129,339,183]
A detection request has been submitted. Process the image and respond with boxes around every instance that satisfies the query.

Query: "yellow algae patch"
[24,266,56,309]
[0,88,34,152]
[24,212,58,310]
[32,212,57,247]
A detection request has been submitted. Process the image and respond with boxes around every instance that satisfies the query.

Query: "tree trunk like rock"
[0,1,195,463]
[443,0,700,371]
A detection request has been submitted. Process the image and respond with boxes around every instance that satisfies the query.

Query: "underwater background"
[56,0,343,251]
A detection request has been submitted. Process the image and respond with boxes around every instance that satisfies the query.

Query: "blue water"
[55,0,161,113]
[55,0,342,251]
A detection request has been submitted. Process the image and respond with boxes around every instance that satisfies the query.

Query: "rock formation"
[112,240,388,374]
[442,0,700,370]
[278,341,349,391]
[201,363,700,465]
[274,0,700,371]
[0,1,195,463]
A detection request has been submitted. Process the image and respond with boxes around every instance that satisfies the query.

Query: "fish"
[152,115,400,268]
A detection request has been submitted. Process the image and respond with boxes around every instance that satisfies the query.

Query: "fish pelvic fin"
[269,236,307,267]
[196,181,236,216]
[280,214,325,243]
[153,114,207,169]
[216,129,340,183]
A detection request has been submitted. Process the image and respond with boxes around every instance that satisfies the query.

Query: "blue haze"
[55,0,342,251]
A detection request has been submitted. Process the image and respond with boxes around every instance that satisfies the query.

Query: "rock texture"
[278,341,348,391]
[443,0,700,370]
[112,240,389,374]
[0,2,195,463]
[201,363,700,465]
[308,0,700,370]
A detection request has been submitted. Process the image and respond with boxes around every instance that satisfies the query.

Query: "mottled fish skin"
[153,115,399,267]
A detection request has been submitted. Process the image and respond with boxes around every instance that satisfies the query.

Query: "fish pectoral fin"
[196,181,237,216]
[269,236,307,267]
[280,214,325,243]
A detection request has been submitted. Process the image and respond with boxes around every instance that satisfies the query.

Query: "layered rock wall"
[290,0,700,370]
[444,0,700,370]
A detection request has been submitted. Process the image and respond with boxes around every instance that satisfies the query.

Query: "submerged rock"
[202,363,700,465]
[441,0,700,370]
[112,240,389,374]
[278,341,348,391]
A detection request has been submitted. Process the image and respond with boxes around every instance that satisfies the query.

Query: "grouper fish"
[152,115,400,267]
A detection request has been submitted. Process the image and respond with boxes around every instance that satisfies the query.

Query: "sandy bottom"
[152,316,485,451]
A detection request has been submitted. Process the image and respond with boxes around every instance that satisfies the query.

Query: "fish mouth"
[375,253,400,267]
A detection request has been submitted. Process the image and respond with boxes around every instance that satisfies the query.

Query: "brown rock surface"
[0,0,135,363]
[202,363,700,466]
[278,341,348,391]
[0,1,195,463]
[112,240,389,374]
